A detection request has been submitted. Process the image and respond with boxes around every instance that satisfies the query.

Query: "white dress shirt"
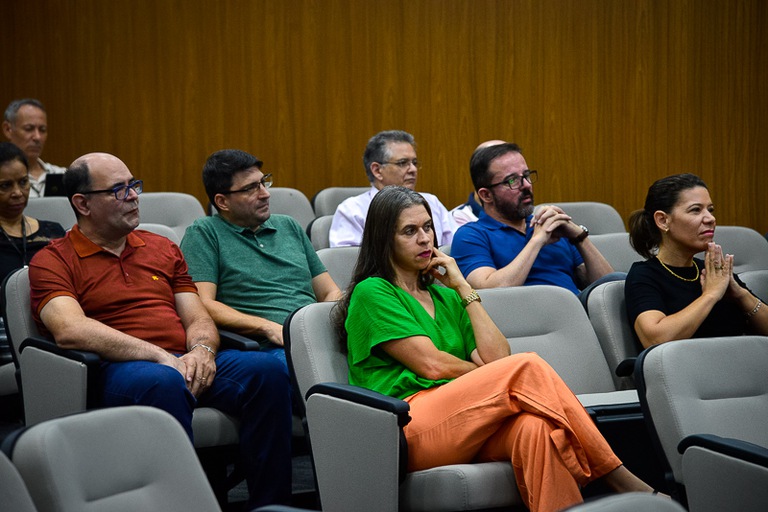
[329,186,457,248]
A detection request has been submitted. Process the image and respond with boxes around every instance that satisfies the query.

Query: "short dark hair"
[332,186,435,345]
[0,141,29,169]
[63,160,93,217]
[469,142,523,191]
[4,99,46,124]
[202,149,263,211]
[628,173,709,259]
[362,130,416,182]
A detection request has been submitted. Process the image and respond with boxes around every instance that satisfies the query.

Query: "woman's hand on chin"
[427,247,470,291]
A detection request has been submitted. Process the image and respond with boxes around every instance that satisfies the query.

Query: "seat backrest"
[285,302,347,407]
[1,268,36,367]
[697,226,768,273]
[316,246,360,291]
[0,450,37,512]
[637,336,768,483]
[590,233,644,273]
[307,215,334,251]
[24,197,76,230]
[268,187,315,231]
[138,192,206,242]
[137,223,181,245]
[738,269,768,301]
[585,280,638,390]
[8,406,221,512]
[553,202,626,234]
[479,285,617,394]
[312,187,369,217]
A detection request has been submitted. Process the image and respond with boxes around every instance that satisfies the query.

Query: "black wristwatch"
[571,225,589,245]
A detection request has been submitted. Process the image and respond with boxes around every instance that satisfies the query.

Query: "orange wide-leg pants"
[403,353,621,512]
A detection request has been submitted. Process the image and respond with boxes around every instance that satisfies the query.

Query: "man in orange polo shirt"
[28,152,292,509]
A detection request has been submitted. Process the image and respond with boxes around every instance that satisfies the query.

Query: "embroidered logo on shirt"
[152,275,159,281]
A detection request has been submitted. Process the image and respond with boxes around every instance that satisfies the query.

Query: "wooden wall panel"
[1,0,766,233]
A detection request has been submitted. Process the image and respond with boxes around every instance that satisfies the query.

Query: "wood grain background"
[2,0,766,233]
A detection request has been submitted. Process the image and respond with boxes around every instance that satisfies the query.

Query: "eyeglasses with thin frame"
[378,159,421,171]
[82,180,143,201]
[487,170,537,190]
[220,173,273,195]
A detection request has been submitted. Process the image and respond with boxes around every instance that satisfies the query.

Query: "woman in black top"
[625,173,768,347]
[0,142,65,279]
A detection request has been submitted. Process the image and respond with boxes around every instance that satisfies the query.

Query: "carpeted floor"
[225,454,318,511]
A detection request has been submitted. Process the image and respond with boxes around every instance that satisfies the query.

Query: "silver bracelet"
[746,299,762,319]
[190,343,216,356]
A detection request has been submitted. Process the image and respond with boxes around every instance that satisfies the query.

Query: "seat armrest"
[307,382,410,427]
[218,330,261,351]
[18,337,101,425]
[679,434,768,469]
[19,336,101,365]
[305,382,409,510]
[616,357,636,377]
[680,433,768,512]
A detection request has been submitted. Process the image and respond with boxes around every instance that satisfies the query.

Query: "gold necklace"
[657,257,699,282]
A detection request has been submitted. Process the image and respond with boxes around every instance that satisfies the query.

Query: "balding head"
[65,153,133,213]
[66,153,131,193]
[65,152,140,243]
[474,139,507,151]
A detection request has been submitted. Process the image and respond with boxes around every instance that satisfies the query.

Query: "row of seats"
[0,404,682,512]
[16,193,768,510]
[285,280,768,511]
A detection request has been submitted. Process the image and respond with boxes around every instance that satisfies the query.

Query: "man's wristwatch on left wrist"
[571,225,589,245]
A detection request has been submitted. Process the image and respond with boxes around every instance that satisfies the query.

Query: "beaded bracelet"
[746,299,762,319]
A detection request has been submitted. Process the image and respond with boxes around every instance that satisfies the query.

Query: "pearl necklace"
[657,257,699,282]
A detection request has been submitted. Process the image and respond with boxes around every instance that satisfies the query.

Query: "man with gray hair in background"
[2,99,66,197]
[329,130,456,247]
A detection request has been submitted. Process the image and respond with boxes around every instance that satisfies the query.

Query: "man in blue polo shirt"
[180,149,341,365]
[452,142,614,294]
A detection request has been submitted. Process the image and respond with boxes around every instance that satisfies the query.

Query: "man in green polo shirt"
[180,149,342,365]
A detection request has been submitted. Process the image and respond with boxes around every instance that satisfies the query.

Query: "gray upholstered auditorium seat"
[636,335,768,511]
[5,406,222,512]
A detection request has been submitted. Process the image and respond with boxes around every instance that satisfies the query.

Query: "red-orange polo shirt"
[29,225,199,354]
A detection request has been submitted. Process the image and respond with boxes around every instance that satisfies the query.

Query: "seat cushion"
[191,407,240,447]
[401,462,520,512]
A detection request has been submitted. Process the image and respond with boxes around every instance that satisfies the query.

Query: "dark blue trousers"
[99,349,292,508]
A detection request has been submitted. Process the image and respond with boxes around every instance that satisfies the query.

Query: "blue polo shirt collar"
[477,211,532,235]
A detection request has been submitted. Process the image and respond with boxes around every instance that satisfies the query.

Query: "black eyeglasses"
[379,159,421,170]
[487,170,537,190]
[220,174,273,195]
[82,180,143,201]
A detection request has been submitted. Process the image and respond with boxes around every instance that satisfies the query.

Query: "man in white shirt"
[3,99,66,197]
[329,130,456,247]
